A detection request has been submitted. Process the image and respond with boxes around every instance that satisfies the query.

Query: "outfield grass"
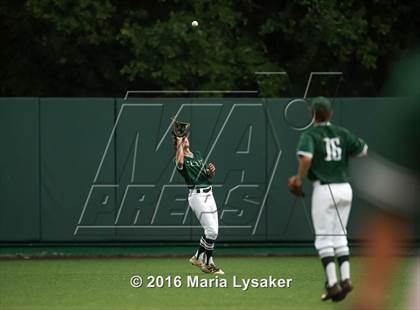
[0,257,411,310]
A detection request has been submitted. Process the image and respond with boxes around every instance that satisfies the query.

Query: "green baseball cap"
[311,96,332,112]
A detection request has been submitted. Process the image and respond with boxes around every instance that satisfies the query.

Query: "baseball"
[192,20,198,27]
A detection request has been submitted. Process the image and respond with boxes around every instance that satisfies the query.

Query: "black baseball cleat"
[321,282,343,302]
[338,279,353,300]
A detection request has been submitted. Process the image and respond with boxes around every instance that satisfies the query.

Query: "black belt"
[316,180,347,185]
[191,186,212,193]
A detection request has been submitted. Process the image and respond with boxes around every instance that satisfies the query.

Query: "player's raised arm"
[175,137,185,168]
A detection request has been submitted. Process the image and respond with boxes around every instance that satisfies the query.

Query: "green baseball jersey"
[176,151,211,188]
[297,122,367,184]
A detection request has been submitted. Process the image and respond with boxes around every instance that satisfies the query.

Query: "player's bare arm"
[288,155,311,197]
[175,137,185,167]
[295,155,312,186]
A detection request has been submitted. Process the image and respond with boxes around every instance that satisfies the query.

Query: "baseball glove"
[288,176,305,197]
[171,117,191,138]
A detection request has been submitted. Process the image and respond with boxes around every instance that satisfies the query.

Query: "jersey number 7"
[323,137,342,161]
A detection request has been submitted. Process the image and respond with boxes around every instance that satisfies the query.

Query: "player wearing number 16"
[288,97,368,302]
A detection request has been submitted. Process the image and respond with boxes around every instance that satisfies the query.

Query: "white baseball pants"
[311,181,353,257]
[188,188,219,240]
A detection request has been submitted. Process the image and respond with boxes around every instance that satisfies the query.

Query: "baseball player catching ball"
[172,119,224,275]
[288,97,368,302]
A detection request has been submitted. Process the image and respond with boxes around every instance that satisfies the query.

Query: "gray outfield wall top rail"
[0,97,418,243]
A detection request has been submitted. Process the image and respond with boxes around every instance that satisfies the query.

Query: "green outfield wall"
[0,97,418,243]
